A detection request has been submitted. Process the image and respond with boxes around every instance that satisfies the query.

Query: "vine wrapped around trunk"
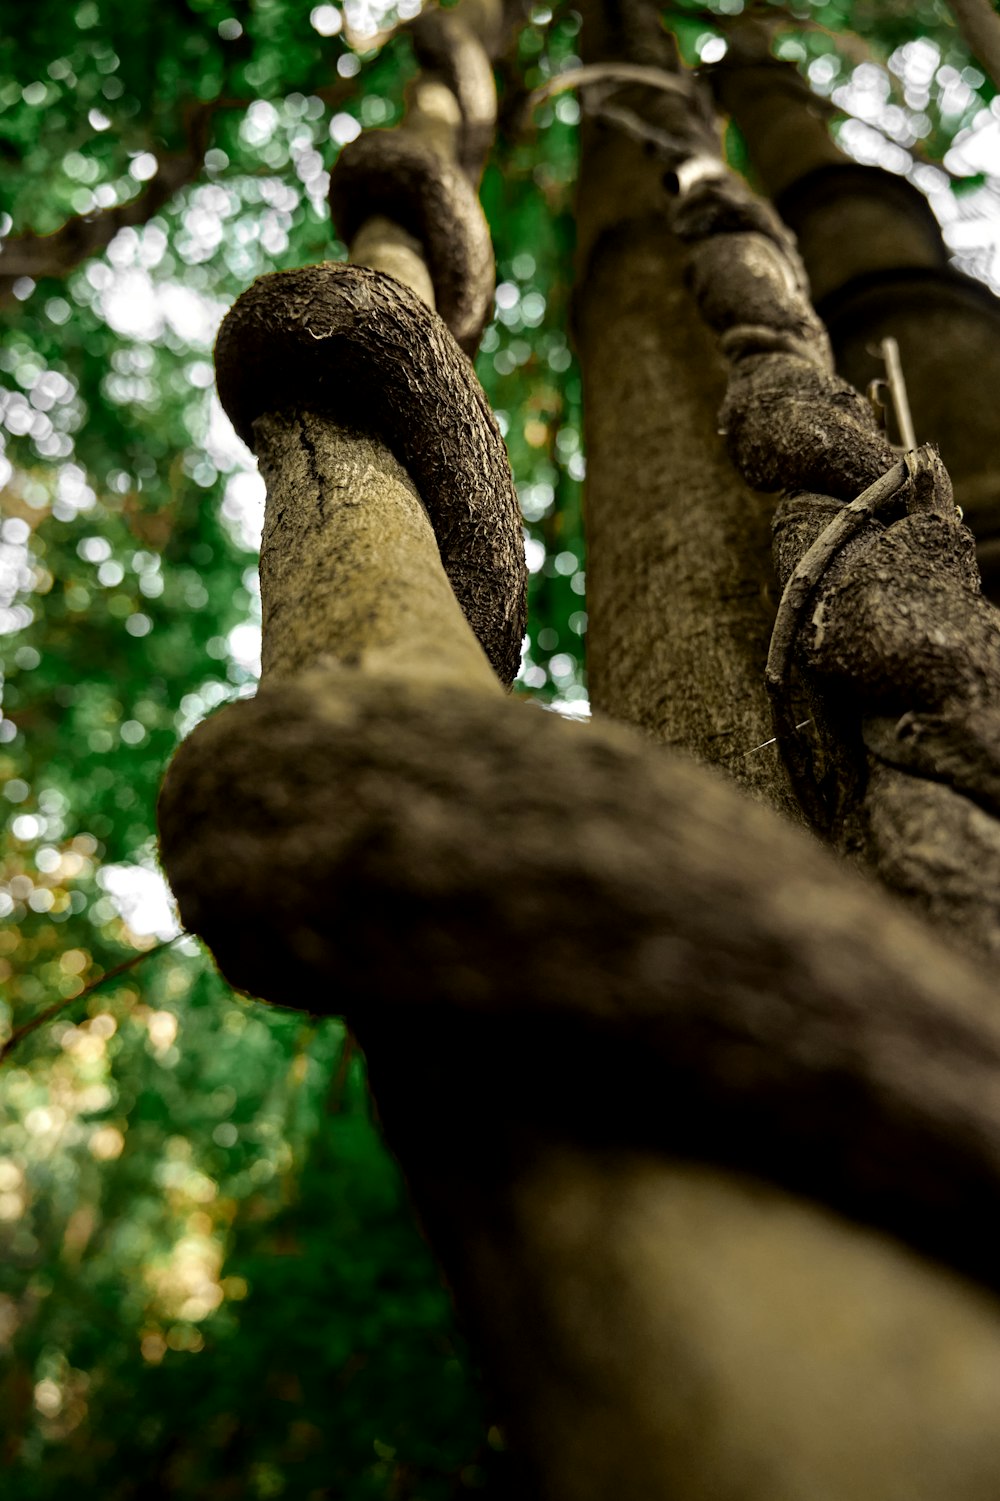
[710,18,1000,598]
[157,2,1000,1496]
[596,23,1000,963]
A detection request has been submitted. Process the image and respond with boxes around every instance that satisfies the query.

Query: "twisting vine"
[578,23,1000,961]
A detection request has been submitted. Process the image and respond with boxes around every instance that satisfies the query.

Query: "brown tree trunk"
[157,6,1000,1498]
[574,2,798,818]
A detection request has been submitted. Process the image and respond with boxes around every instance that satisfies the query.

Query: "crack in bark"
[296,412,325,523]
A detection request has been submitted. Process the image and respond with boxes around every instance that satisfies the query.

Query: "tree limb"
[0,70,360,304]
[0,104,217,304]
[0,940,174,1064]
[947,0,1000,95]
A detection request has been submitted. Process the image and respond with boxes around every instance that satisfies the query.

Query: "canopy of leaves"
[0,0,996,1496]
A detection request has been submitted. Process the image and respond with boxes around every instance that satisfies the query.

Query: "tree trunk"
[157,5,1000,1498]
[573,2,798,818]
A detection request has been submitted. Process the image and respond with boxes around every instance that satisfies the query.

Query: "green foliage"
[0,0,995,1495]
[2,995,502,1498]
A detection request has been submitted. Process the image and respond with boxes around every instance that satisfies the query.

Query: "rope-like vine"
[582,48,1000,958]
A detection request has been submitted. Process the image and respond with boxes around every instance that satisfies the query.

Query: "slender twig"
[742,719,813,755]
[881,337,917,453]
[0,938,180,1064]
[766,457,911,703]
[763,456,919,821]
[522,60,689,122]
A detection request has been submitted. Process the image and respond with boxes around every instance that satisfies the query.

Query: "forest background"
[2,0,1000,1496]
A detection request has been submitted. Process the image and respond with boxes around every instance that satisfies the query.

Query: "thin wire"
[746,719,812,755]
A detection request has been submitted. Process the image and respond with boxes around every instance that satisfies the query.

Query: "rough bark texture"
[329,133,494,353]
[770,459,1000,957]
[574,0,799,818]
[720,351,894,497]
[712,30,1000,596]
[214,262,526,686]
[156,5,1000,1495]
[328,0,508,351]
[160,666,1000,1499]
[622,35,1000,965]
[254,414,499,691]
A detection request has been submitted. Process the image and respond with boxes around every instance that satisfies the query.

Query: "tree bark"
[157,7,1000,1497]
[713,26,1000,596]
[254,413,499,692]
[574,3,799,818]
[161,654,1000,1501]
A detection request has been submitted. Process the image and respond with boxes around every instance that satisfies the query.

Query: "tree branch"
[0,939,175,1064]
[947,0,1000,95]
[0,70,361,304]
[0,106,215,304]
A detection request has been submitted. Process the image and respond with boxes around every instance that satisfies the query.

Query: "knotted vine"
[157,7,1000,1491]
[579,34,1000,960]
